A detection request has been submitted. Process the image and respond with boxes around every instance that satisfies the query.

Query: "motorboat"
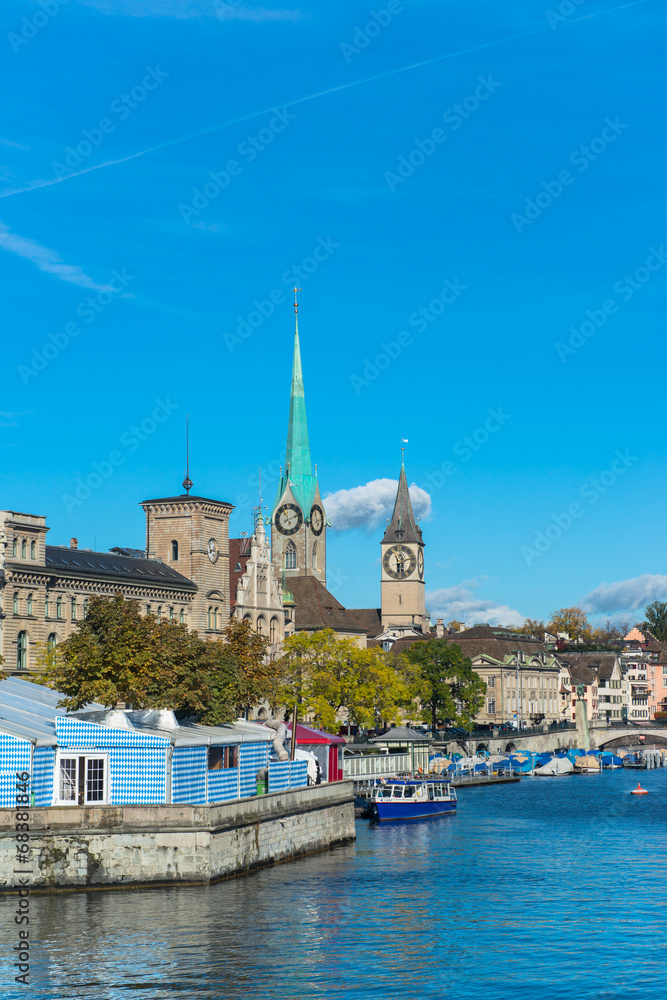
[534,756,574,777]
[370,779,457,821]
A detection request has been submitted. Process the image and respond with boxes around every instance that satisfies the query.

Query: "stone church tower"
[271,295,327,586]
[380,459,426,632]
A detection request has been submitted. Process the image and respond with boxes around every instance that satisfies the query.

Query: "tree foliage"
[275,629,414,730]
[404,640,486,732]
[547,607,593,642]
[641,601,667,642]
[42,593,264,725]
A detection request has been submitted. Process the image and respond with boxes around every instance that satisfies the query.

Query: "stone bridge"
[439,723,667,755]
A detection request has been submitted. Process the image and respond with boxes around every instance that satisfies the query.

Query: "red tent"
[286,723,345,781]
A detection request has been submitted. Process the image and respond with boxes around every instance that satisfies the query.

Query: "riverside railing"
[343,752,411,779]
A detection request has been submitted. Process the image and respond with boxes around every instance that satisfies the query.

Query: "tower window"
[312,541,318,570]
[157,606,162,622]
[47,633,57,653]
[30,540,36,559]
[398,595,402,605]
[71,598,77,620]
[13,592,19,614]
[285,541,297,570]
[27,594,33,616]
[213,607,218,630]
[45,593,49,618]
[21,539,26,558]
[257,615,267,636]
[83,598,89,617]
[270,617,278,644]
[16,631,27,670]
[56,597,63,619]
[171,540,179,561]
[169,606,174,620]
[180,608,185,625]
[12,538,17,557]
[208,607,212,629]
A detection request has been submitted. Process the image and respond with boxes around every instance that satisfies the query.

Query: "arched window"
[312,541,318,569]
[83,598,89,617]
[147,604,152,616]
[13,592,19,614]
[56,597,63,619]
[243,613,252,622]
[285,540,297,570]
[157,606,162,622]
[27,594,33,616]
[179,608,185,625]
[71,598,77,620]
[257,615,266,636]
[21,539,26,558]
[171,540,179,561]
[12,538,17,557]
[30,540,36,559]
[213,607,218,630]
[45,593,49,618]
[208,607,212,629]
[47,633,57,652]
[16,632,27,670]
[270,617,278,644]
[169,606,174,620]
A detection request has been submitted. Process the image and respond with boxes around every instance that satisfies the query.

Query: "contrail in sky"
[0,0,653,201]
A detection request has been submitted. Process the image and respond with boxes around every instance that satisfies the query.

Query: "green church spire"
[274,290,317,514]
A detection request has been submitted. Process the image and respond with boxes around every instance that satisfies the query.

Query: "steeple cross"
[293,286,301,314]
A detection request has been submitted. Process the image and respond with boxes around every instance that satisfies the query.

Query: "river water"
[1,767,665,1000]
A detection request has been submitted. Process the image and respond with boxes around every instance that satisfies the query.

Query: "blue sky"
[2,0,666,627]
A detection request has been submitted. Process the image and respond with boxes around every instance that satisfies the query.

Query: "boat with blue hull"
[370,779,457,821]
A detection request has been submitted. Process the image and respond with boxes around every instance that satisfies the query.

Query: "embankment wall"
[0,781,355,892]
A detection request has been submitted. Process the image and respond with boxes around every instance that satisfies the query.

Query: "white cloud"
[426,578,525,627]
[581,575,667,614]
[0,223,108,290]
[78,0,300,19]
[324,478,431,533]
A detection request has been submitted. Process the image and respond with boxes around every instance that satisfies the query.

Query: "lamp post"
[515,650,522,732]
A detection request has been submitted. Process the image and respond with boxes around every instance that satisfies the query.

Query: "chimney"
[435,618,444,638]
[70,537,78,549]
[458,622,466,632]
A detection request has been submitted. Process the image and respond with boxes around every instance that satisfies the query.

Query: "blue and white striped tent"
[0,678,308,808]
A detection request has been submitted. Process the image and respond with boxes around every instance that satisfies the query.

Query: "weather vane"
[293,286,301,315]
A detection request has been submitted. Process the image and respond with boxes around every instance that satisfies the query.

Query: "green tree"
[404,640,485,733]
[221,617,271,715]
[43,593,243,724]
[641,601,667,641]
[275,629,412,730]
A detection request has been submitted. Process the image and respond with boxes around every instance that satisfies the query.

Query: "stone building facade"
[0,508,196,673]
[230,514,293,658]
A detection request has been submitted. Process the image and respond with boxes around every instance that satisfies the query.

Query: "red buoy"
[631,783,648,795]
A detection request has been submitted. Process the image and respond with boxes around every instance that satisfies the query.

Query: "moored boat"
[370,779,457,821]
[535,756,574,777]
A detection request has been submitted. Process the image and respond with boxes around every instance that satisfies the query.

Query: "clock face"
[310,504,324,536]
[383,544,416,580]
[207,538,218,563]
[418,548,424,579]
[275,502,303,536]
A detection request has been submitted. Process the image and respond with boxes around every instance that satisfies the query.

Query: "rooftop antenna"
[182,415,193,495]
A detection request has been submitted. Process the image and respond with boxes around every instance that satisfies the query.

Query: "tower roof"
[382,460,423,544]
[274,300,318,513]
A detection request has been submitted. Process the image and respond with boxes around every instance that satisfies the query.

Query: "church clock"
[383,544,416,580]
[418,548,424,580]
[275,502,303,536]
[310,504,324,536]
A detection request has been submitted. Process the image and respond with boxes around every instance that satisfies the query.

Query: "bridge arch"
[597,731,667,750]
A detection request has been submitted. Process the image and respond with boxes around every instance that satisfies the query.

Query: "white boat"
[573,755,601,773]
[534,757,574,777]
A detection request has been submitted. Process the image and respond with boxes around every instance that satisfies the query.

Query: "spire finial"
[182,415,193,494]
[293,286,301,315]
[401,437,408,466]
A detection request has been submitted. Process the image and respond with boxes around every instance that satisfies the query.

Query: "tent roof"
[371,726,429,743]
[286,722,345,744]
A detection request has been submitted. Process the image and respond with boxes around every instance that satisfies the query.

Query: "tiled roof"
[288,577,367,634]
[229,536,252,608]
[563,663,598,686]
[346,607,383,638]
[140,494,233,507]
[446,626,550,662]
[559,651,620,680]
[44,546,195,589]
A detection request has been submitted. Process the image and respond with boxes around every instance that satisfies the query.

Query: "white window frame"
[54,751,109,806]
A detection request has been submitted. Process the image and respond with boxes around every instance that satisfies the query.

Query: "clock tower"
[381,458,426,632]
[271,292,327,586]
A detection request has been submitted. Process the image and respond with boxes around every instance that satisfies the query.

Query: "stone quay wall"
[0,781,356,892]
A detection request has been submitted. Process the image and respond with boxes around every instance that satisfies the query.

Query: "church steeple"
[382,456,422,545]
